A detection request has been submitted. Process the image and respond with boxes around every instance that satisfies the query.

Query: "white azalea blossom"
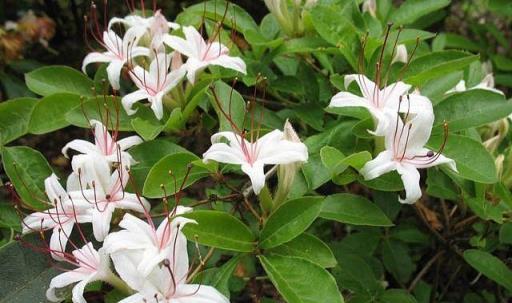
[62,120,142,189]
[360,110,457,204]
[122,52,186,120]
[46,243,117,303]
[447,73,504,95]
[203,129,309,194]
[104,206,195,278]
[163,26,246,83]
[328,74,432,135]
[22,174,92,261]
[82,27,149,90]
[70,166,151,242]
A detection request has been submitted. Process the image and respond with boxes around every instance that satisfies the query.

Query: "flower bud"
[362,0,377,18]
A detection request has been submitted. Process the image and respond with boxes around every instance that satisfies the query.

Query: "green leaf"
[65,96,133,131]
[259,255,344,303]
[391,0,450,25]
[131,117,164,141]
[268,233,337,268]
[433,90,510,132]
[463,249,512,292]
[0,236,58,303]
[381,239,415,284]
[0,202,20,230]
[320,194,393,226]
[499,223,512,245]
[25,65,93,97]
[142,152,209,198]
[360,171,404,191]
[0,98,37,145]
[403,51,479,86]
[209,80,246,132]
[2,146,53,210]
[181,210,256,252]
[302,154,331,190]
[259,196,324,249]
[29,93,81,134]
[378,289,418,303]
[427,134,497,184]
[193,255,242,298]
[331,252,382,295]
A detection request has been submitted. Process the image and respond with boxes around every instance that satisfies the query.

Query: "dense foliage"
[1,0,512,302]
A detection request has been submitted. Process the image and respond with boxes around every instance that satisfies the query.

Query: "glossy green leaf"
[182,210,256,252]
[142,152,209,198]
[2,146,53,211]
[434,90,511,132]
[381,239,415,284]
[29,93,81,134]
[209,80,246,132]
[259,255,344,303]
[331,252,382,295]
[0,98,37,145]
[391,0,450,25]
[499,223,512,245]
[65,96,133,131]
[427,134,497,184]
[193,255,242,298]
[464,249,512,292]
[268,233,337,268]
[260,196,324,249]
[378,289,418,303]
[25,65,93,97]
[320,194,393,226]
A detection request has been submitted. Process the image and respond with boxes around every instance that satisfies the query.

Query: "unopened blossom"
[392,44,408,64]
[62,120,142,189]
[203,128,309,194]
[70,166,150,242]
[163,26,246,83]
[362,0,377,17]
[82,26,149,90]
[447,73,504,96]
[104,206,195,279]
[360,111,457,204]
[46,243,119,303]
[328,74,432,135]
[122,52,186,120]
[22,174,92,261]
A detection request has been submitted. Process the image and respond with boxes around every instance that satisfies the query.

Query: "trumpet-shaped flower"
[360,109,457,204]
[46,243,116,303]
[203,129,309,194]
[104,206,195,280]
[329,74,431,135]
[163,26,246,83]
[70,166,151,242]
[22,174,92,261]
[62,120,142,189]
[82,27,149,90]
[122,52,186,120]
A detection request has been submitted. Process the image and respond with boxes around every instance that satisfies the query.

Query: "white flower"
[109,11,180,51]
[447,73,504,95]
[328,74,431,135]
[62,120,142,189]
[360,110,457,204]
[22,174,92,261]
[70,166,151,242]
[392,44,408,64]
[104,206,195,278]
[82,27,150,90]
[122,52,186,120]
[46,243,114,303]
[163,26,246,83]
[203,129,309,194]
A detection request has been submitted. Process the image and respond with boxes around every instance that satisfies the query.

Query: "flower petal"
[209,55,247,75]
[49,221,74,261]
[62,140,98,158]
[173,284,229,303]
[106,59,125,90]
[360,150,396,180]
[122,90,150,116]
[46,271,88,302]
[117,136,143,151]
[328,91,371,109]
[72,275,94,303]
[92,205,114,242]
[241,161,266,194]
[396,163,422,204]
[82,52,112,73]
[344,74,378,101]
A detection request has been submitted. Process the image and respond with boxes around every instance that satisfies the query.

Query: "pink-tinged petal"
[161,66,186,94]
[110,250,148,291]
[118,213,155,242]
[106,59,125,90]
[82,52,112,73]
[241,161,266,194]
[173,284,229,303]
[122,90,149,116]
[344,74,378,101]
[117,135,143,151]
[70,154,111,195]
[258,140,308,165]
[91,204,114,242]
[184,58,208,83]
[104,30,122,54]
[66,172,80,191]
[328,91,371,109]
[403,109,435,156]
[90,120,114,155]
[104,230,153,253]
[46,271,88,302]
[168,21,180,30]
[62,139,98,158]
[123,26,147,52]
[45,174,68,204]
[360,150,396,180]
[368,107,394,137]
[130,46,151,59]
[396,163,422,204]
[49,221,74,261]
[22,210,57,233]
[209,55,247,75]
[182,26,207,57]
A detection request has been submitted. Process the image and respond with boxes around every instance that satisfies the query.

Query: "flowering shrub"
[1,0,512,302]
